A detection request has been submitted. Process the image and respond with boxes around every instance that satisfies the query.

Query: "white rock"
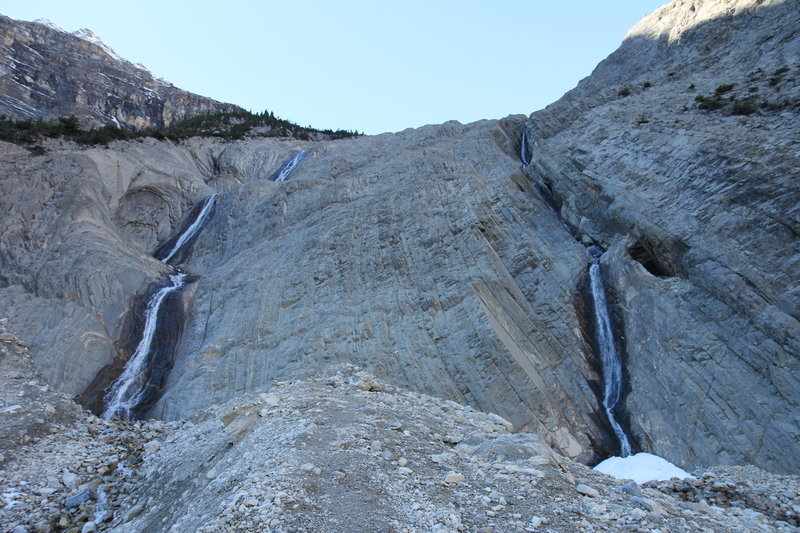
[143,440,161,454]
[258,393,281,408]
[62,472,80,489]
[444,471,463,484]
[487,413,514,431]
[575,483,600,497]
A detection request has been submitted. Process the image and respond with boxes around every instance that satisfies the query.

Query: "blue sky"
[2,1,665,134]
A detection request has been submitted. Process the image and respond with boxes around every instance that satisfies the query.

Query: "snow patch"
[593,452,693,484]
[33,18,66,33]
[71,28,127,63]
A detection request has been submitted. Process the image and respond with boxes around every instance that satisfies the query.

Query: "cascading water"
[159,194,217,264]
[271,150,308,182]
[103,273,186,419]
[521,125,633,456]
[589,260,633,457]
[520,129,531,168]
[103,194,218,419]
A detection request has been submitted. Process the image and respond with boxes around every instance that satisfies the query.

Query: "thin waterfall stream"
[102,273,186,419]
[159,194,217,263]
[102,194,217,419]
[589,259,633,457]
[271,150,308,182]
[520,128,634,457]
[103,148,304,420]
[520,129,531,168]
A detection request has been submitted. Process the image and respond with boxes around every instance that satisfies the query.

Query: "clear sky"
[1,1,665,135]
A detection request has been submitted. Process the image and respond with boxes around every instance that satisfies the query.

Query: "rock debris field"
[2,322,799,532]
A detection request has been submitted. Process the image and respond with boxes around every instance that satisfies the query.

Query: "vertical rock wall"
[523,0,800,472]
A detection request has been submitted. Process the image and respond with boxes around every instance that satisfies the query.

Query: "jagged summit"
[0,14,241,129]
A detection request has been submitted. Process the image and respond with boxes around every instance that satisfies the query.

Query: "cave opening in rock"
[628,242,673,278]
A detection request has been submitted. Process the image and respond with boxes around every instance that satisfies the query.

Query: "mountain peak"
[0,14,240,129]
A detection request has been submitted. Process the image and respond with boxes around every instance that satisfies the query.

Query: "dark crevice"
[628,240,675,278]
[628,242,674,278]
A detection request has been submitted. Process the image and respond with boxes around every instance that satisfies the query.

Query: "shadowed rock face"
[523,0,800,472]
[1,0,798,473]
[0,15,240,128]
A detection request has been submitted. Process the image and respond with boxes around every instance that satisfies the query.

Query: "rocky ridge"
[0,15,240,128]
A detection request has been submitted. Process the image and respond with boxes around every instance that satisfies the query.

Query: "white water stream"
[104,194,218,419]
[520,129,531,168]
[589,260,633,457]
[521,126,633,456]
[272,150,308,182]
[160,194,217,264]
[103,273,186,419]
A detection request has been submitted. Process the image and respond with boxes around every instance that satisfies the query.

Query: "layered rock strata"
[0,115,618,463]
[0,15,240,128]
[523,0,800,472]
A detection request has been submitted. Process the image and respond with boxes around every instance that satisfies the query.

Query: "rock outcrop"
[0,15,240,128]
[523,0,800,472]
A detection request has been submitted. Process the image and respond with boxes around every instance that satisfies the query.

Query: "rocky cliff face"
[0,0,798,482]
[0,15,240,128]
[523,0,800,472]
[0,119,614,465]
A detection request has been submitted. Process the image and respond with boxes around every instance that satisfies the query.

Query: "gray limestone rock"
[65,488,92,508]
[1,0,797,477]
[523,0,800,472]
[147,118,610,462]
[0,15,240,128]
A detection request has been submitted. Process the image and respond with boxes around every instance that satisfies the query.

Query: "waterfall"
[589,260,633,457]
[159,194,217,264]
[520,123,634,456]
[103,194,218,419]
[271,150,308,182]
[520,129,531,168]
[103,273,186,419]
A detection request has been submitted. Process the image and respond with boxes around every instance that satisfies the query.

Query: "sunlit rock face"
[1,0,798,474]
[0,15,240,128]
[523,0,800,472]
